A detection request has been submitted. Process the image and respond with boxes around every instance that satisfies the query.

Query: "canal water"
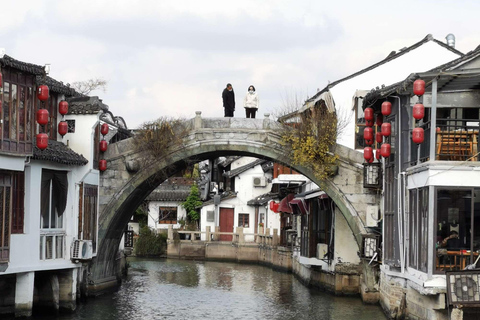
[31,258,386,320]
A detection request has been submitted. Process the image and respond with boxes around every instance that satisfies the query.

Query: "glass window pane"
[10,84,17,140]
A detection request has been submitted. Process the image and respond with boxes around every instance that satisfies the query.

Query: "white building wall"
[147,200,187,231]
[331,41,461,149]
[5,161,81,275]
[200,157,277,241]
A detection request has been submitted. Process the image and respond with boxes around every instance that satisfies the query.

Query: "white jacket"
[244,92,259,109]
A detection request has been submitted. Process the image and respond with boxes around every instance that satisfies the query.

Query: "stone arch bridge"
[92,112,377,290]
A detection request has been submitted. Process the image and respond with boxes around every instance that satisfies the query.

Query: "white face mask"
[228,88,233,92]
[249,90,254,94]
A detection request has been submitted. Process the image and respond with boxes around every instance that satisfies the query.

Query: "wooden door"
[219,208,234,241]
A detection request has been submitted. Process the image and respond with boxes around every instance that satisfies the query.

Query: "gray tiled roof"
[223,159,267,178]
[146,177,194,201]
[36,75,81,97]
[66,96,109,115]
[0,54,45,75]
[247,192,279,206]
[33,140,88,166]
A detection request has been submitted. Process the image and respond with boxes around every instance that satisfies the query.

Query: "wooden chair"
[436,132,474,161]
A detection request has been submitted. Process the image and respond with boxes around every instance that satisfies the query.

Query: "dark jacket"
[222,88,235,111]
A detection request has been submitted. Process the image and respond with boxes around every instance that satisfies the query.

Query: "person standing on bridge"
[243,85,259,118]
[222,83,235,117]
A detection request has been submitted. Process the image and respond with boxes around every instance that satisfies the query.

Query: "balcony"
[409,118,479,166]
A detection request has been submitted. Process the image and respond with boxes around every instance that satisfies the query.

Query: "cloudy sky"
[2,0,479,128]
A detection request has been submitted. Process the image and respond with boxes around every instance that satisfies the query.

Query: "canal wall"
[167,239,365,296]
[379,272,450,320]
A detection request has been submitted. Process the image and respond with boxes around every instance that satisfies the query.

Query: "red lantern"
[413,103,424,120]
[364,127,373,140]
[100,140,108,152]
[0,72,3,87]
[365,139,373,146]
[37,85,49,101]
[413,79,425,96]
[381,143,391,158]
[364,147,373,162]
[36,133,48,150]
[99,159,107,172]
[59,100,69,115]
[376,114,383,126]
[366,119,374,127]
[412,127,424,144]
[376,148,381,160]
[58,121,68,136]
[36,108,49,126]
[381,122,391,137]
[364,108,374,121]
[376,132,383,144]
[100,123,109,136]
[381,101,392,116]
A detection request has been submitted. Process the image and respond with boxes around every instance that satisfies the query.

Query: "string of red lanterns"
[412,79,425,144]
[57,100,69,137]
[36,84,50,150]
[99,123,109,171]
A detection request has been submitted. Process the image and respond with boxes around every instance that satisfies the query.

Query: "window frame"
[238,213,249,228]
[1,68,35,154]
[158,206,178,224]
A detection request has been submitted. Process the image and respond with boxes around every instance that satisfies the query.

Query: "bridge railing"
[167,225,279,246]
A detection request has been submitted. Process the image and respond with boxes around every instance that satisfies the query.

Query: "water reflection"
[25,258,385,320]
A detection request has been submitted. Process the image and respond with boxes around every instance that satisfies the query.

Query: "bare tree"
[71,78,107,95]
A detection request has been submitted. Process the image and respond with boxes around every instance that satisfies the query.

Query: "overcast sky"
[2,0,479,128]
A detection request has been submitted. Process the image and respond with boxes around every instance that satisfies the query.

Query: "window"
[0,172,12,262]
[66,119,75,133]
[435,188,480,272]
[1,69,35,154]
[80,184,98,253]
[158,207,177,224]
[40,170,67,260]
[409,187,428,272]
[93,124,100,170]
[0,171,25,262]
[384,165,398,265]
[238,213,249,228]
[43,93,57,140]
[300,197,333,259]
[11,172,24,234]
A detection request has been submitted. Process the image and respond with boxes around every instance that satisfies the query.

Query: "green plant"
[134,226,167,257]
[281,105,339,181]
[181,184,202,222]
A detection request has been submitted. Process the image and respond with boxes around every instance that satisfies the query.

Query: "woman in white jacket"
[243,85,259,118]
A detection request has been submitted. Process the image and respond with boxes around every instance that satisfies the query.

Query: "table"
[436,250,479,271]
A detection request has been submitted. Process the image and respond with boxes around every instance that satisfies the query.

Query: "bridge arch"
[92,115,369,285]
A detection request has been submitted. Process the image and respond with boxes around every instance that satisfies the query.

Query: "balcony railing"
[435,119,479,161]
[408,119,479,166]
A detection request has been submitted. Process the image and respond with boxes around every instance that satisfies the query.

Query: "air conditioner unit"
[253,176,267,187]
[447,271,480,306]
[317,243,329,260]
[71,240,93,260]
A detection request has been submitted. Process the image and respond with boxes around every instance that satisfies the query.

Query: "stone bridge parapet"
[92,112,379,288]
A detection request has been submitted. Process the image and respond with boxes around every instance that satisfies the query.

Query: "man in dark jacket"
[222,83,235,117]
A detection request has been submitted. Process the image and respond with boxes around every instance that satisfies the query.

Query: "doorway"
[219,208,234,241]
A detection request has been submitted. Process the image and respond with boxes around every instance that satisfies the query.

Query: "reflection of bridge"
[91,112,378,292]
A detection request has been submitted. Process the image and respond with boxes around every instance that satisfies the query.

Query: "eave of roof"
[247,192,279,206]
[66,96,109,115]
[33,140,88,166]
[0,54,45,75]
[36,75,82,97]
[363,45,480,108]
[223,159,267,178]
[307,34,464,104]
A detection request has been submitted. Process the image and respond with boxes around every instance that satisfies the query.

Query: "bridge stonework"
[90,113,379,292]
